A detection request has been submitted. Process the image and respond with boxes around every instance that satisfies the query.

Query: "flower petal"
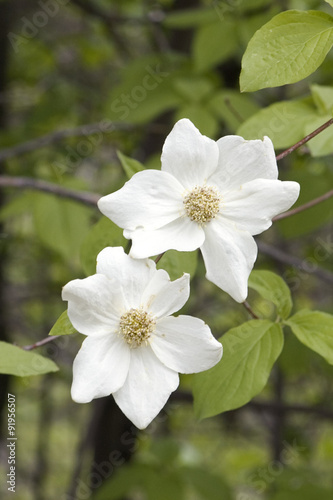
[62,274,121,336]
[96,247,156,309]
[151,315,222,374]
[222,179,300,235]
[113,346,179,429]
[201,218,258,302]
[210,136,278,192]
[161,118,219,189]
[128,217,205,259]
[71,335,130,403]
[141,271,190,318]
[98,170,184,231]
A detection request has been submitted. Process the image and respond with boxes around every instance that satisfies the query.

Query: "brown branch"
[242,300,259,319]
[154,252,165,264]
[272,190,333,222]
[248,400,333,420]
[0,121,133,163]
[257,240,333,285]
[171,391,333,419]
[276,117,333,161]
[0,175,100,206]
[22,335,58,351]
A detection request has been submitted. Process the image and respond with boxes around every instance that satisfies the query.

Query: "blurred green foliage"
[0,0,332,499]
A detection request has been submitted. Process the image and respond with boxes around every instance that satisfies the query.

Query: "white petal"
[129,217,205,259]
[96,247,156,309]
[71,335,130,403]
[62,274,120,336]
[98,170,184,231]
[161,118,219,189]
[151,315,222,374]
[113,346,179,429]
[141,271,190,318]
[222,179,300,235]
[201,218,258,302]
[210,136,278,192]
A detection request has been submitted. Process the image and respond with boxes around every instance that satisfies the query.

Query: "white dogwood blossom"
[62,247,222,429]
[98,119,300,302]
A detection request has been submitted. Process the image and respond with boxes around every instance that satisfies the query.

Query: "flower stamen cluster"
[119,307,156,348]
[183,185,221,225]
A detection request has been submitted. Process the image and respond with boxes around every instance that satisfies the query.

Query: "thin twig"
[224,97,244,124]
[154,252,165,264]
[257,240,333,285]
[276,117,333,161]
[171,390,333,420]
[242,300,259,319]
[0,175,100,206]
[0,122,133,163]
[22,336,58,351]
[272,190,333,222]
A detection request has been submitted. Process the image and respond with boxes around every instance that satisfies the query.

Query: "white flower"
[62,246,222,429]
[98,119,300,302]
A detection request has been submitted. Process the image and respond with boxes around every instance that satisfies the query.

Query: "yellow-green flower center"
[183,185,221,224]
[119,308,156,348]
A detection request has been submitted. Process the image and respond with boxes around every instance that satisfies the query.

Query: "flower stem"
[276,117,333,161]
[243,301,259,319]
[272,189,333,222]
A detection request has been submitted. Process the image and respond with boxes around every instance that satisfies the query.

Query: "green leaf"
[304,114,333,156]
[248,270,292,319]
[163,8,217,29]
[183,467,233,500]
[33,192,92,261]
[286,309,333,364]
[193,320,284,419]
[326,0,333,7]
[311,83,333,114]
[277,167,333,237]
[0,341,59,377]
[49,310,77,336]
[117,150,145,179]
[172,76,216,102]
[208,90,260,132]
[80,216,127,276]
[240,10,333,92]
[107,55,182,124]
[156,250,198,281]
[175,105,218,137]
[237,99,318,149]
[193,21,238,73]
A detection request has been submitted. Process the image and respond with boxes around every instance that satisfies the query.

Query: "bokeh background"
[0,0,332,499]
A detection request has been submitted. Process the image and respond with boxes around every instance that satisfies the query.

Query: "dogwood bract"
[62,246,222,429]
[98,119,300,302]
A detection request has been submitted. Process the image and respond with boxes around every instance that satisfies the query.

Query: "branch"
[170,391,333,419]
[276,117,333,161]
[272,190,333,222]
[22,336,58,351]
[0,175,100,206]
[154,252,165,264]
[0,122,133,163]
[257,240,333,285]
[248,400,333,420]
[242,300,259,319]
